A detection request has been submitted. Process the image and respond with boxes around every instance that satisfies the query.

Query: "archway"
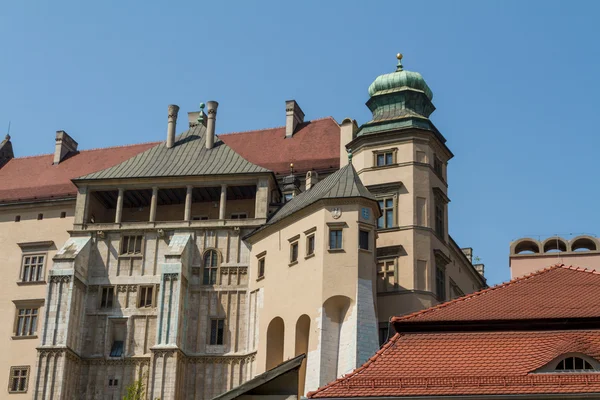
[320,296,353,385]
[266,317,285,370]
[295,315,311,396]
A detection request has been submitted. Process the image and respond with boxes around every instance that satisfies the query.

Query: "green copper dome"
[367,54,433,100]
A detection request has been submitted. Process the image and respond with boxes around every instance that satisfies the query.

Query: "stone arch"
[570,235,598,252]
[511,238,541,255]
[543,237,568,253]
[295,314,311,396]
[320,295,353,386]
[266,317,285,370]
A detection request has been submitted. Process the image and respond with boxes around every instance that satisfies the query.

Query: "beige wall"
[0,201,74,398]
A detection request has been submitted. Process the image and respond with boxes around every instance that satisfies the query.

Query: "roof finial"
[290,162,294,174]
[347,149,353,164]
[197,102,206,123]
[396,53,404,71]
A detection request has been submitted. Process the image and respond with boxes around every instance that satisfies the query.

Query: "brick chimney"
[285,100,305,138]
[166,104,180,148]
[53,131,78,164]
[205,101,219,149]
[0,134,14,168]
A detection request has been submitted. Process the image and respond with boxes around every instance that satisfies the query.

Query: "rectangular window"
[435,202,445,237]
[231,213,248,220]
[377,260,396,292]
[8,366,29,393]
[21,255,45,282]
[203,251,219,285]
[258,257,265,279]
[192,215,209,221]
[210,319,225,345]
[37,213,43,220]
[120,235,143,255]
[377,197,395,229]
[379,326,389,346]
[110,341,124,357]
[108,378,119,387]
[290,242,299,263]
[436,264,446,301]
[15,308,38,337]
[138,286,154,308]
[329,229,343,250]
[60,212,66,218]
[434,156,443,176]
[359,230,370,250]
[306,234,315,256]
[100,287,114,309]
[14,215,20,222]
[376,151,394,167]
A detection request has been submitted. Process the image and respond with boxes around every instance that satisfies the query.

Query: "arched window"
[555,356,595,371]
[203,250,220,285]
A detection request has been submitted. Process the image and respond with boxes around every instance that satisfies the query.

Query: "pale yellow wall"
[0,201,74,398]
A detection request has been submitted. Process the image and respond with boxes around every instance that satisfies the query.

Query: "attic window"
[37,214,43,220]
[555,357,595,371]
[14,215,20,222]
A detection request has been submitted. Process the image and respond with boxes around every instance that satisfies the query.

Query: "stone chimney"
[285,100,305,138]
[206,101,219,149]
[166,104,180,148]
[54,131,78,165]
[305,170,319,190]
[0,134,14,168]
[340,118,358,167]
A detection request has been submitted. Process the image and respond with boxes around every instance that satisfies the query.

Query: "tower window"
[359,230,370,250]
[374,149,397,167]
[378,197,395,229]
[435,201,445,237]
[329,229,343,250]
[434,156,443,176]
[436,263,446,301]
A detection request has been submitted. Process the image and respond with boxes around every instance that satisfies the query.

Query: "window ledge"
[118,254,143,259]
[373,164,398,170]
[304,253,315,260]
[328,248,345,253]
[256,276,265,282]
[288,260,299,267]
[12,335,38,340]
[359,248,372,254]
[16,280,47,286]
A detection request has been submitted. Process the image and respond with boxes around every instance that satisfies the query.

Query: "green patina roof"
[368,57,433,101]
[75,124,270,181]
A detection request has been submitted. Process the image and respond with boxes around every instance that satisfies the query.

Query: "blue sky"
[1,1,599,286]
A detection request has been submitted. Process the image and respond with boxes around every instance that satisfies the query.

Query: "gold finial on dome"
[396,53,403,60]
[396,53,404,71]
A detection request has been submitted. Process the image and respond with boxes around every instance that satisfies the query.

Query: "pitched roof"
[220,117,340,175]
[308,265,600,398]
[393,265,600,325]
[0,142,157,204]
[76,124,270,181]
[248,163,376,237]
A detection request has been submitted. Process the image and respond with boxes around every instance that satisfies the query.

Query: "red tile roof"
[220,117,340,175]
[308,265,600,398]
[0,142,158,204]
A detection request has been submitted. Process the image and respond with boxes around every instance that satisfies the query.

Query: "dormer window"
[555,356,595,371]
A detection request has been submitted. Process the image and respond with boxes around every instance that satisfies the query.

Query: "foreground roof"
[77,124,269,180]
[220,117,340,175]
[308,265,600,398]
[0,142,157,204]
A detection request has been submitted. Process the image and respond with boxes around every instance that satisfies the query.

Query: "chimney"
[166,104,180,148]
[305,170,319,190]
[53,131,78,164]
[0,134,14,168]
[206,101,219,149]
[340,118,358,167]
[285,100,305,138]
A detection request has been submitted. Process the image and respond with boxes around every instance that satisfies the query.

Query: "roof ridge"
[9,141,161,160]
[391,264,570,324]
[219,116,337,137]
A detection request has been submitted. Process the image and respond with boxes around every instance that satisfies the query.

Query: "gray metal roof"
[248,163,376,237]
[75,124,270,181]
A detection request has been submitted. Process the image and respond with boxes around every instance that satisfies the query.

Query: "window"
[555,357,595,371]
[138,286,154,308]
[377,197,395,229]
[37,213,43,220]
[108,378,119,387]
[436,264,446,301]
[15,308,38,337]
[359,230,370,250]
[434,156,443,176]
[110,341,124,357]
[376,151,394,167]
[210,319,225,345]
[258,257,265,279]
[60,212,66,218]
[379,325,389,346]
[14,215,20,222]
[290,241,299,264]
[8,366,29,393]
[231,213,247,220]
[100,287,114,309]
[306,234,315,256]
[377,260,396,292]
[435,201,445,237]
[284,193,293,202]
[21,255,45,282]
[120,235,142,255]
[192,215,209,221]
[203,250,219,285]
[329,229,343,250]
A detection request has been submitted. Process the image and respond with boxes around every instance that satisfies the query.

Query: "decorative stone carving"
[331,207,342,219]
[164,273,179,282]
[50,275,72,284]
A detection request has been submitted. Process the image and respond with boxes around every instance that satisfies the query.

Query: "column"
[254,178,269,219]
[149,187,158,222]
[115,188,124,224]
[184,185,193,221]
[219,184,227,220]
[74,185,89,225]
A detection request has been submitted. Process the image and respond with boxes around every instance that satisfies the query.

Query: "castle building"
[0,55,485,399]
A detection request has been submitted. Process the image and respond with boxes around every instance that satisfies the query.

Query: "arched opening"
[543,237,567,253]
[266,317,285,370]
[571,236,598,252]
[514,239,540,255]
[295,315,311,396]
[320,296,353,386]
